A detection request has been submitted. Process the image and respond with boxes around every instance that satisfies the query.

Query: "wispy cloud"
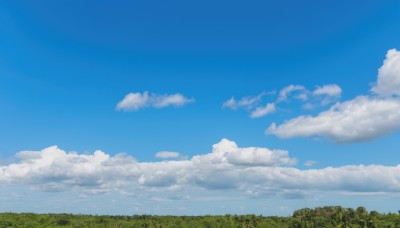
[277,85,306,102]
[250,103,276,118]
[304,160,317,167]
[116,92,194,111]
[222,83,341,118]
[312,84,342,105]
[155,151,187,160]
[313,84,342,97]
[222,92,277,118]
[267,49,400,143]
[222,92,266,110]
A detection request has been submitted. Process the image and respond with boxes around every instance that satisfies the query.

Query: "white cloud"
[295,93,309,101]
[222,93,265,110]
[222,92,276,119]
[372,49,400,97]
[152,94,193,108]
[116,92,194,111]
[0,146,140,193]
[267,49,400,143]
[277,84,341,104]
[2,139,400,196]
[313,84,342,97]
[277,85,306,102]
[312,84,342,106]
[0,140,291,193]
[304,160,317,167]
[155,151,185,160]
[267,96,400,143]
[116,92,150,111]
[301,103,314,110]
[192,138,297,167]
[250,103,276,118]
[223,84,341,118]
[222,97,237,109]
[155,151,180,159]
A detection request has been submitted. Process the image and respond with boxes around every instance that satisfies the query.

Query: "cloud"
[267,96,400,143]
[222,84,341,119]
[222,97,237,109]
[295,93,309,101]
[193,138,297,167]
[277,85,306,102]
[372,49,400,97]
[304,160,317,167]
[116,92,194,111]
[0,146,140,193]
[301,103,314,110]
[267,49,400,143]
[2,139,400,197]
[312,84,342,106]
[116,92,149,111]
[222,93,265,110]
[155,151,186,160]
[155,151,180,159]
[277,84,342,105]
[250,103,276,118]
[222,92,276,118]
[313,84,342,97]
[0,139,295,193]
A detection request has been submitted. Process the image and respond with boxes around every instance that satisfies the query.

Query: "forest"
[1,206,400,227]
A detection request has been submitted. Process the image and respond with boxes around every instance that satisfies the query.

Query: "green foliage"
[0,206,399,227]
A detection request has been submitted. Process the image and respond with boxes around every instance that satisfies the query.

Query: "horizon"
[1,0,400,216]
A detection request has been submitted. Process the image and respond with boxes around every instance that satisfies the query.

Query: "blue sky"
[1,0,400,215]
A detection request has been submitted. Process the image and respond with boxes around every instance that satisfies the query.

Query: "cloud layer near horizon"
[2,139,400,198]
[267,49,400,143]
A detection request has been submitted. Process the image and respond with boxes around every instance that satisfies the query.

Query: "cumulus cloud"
[267,96,400,143]
[2,139,400,196]
[0,139,293,193]
[250,103,276,118]
[0,146,140,193]
[372,49,400,97]
[267,49,400,143]
[193,138,296,167]
[116,92,194,111]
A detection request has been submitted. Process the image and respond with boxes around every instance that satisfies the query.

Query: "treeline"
[1,206,400,227]
[290,206,400,227]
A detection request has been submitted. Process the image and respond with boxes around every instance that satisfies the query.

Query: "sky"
[1,0,400,216]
